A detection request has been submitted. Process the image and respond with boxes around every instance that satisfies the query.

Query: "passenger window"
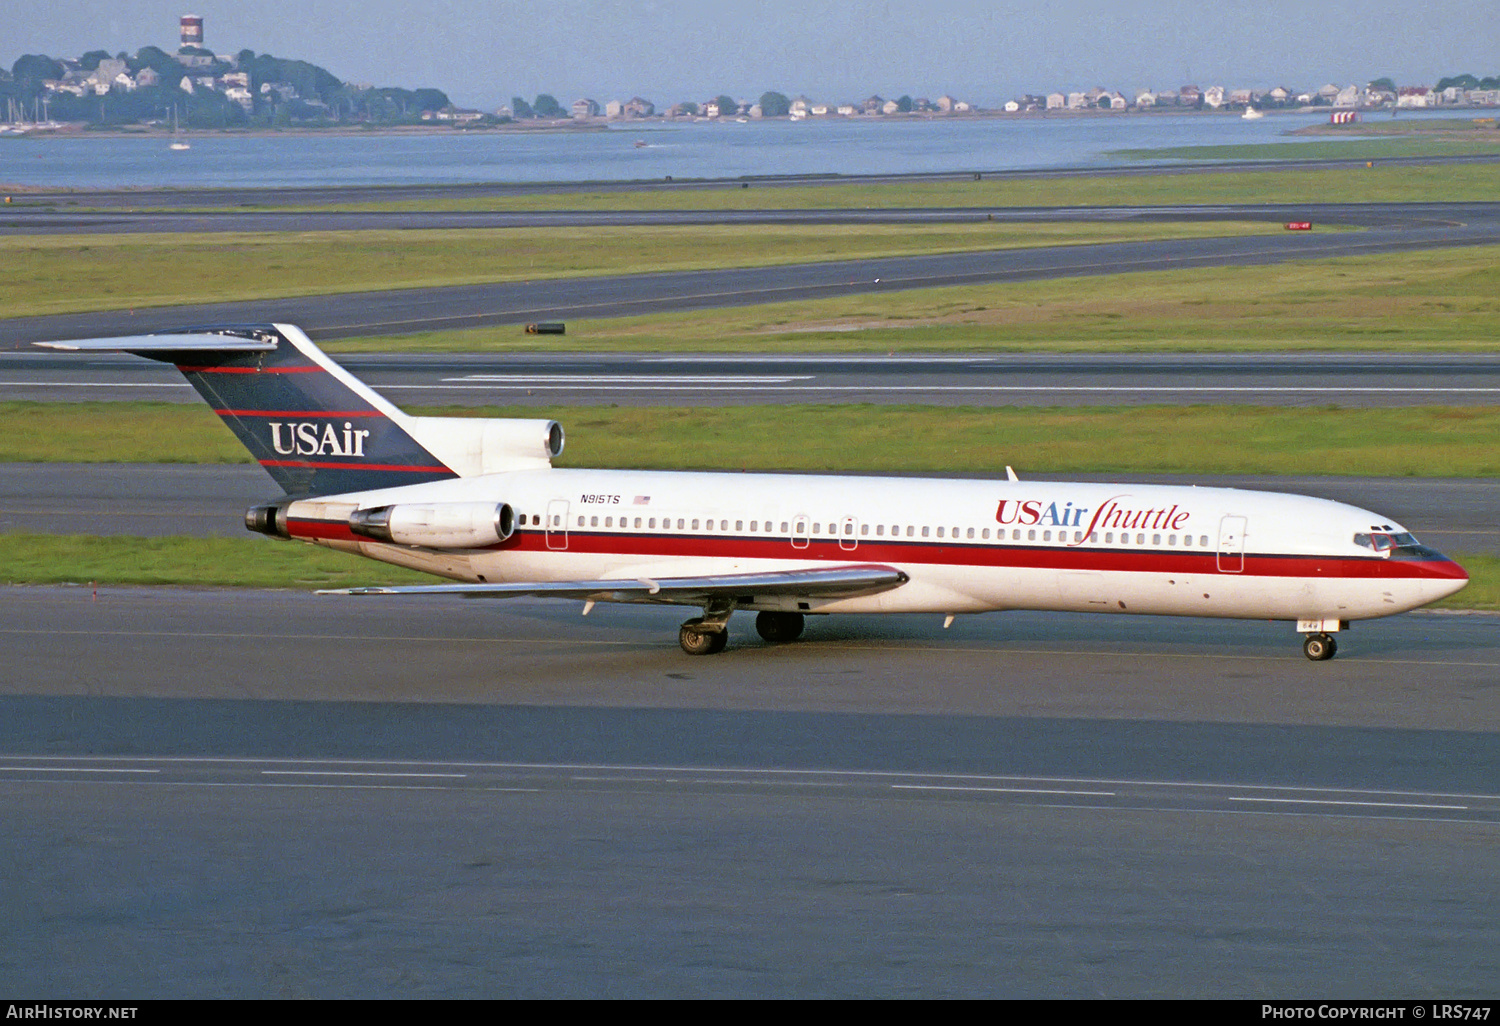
[982,528,990,539]
[937,527,945,538]
[749,521,757,532]
[1106,532,1113,543]
[1153,534,1161,545]
[1200,535,1209,547]
[1043,530,1051,541]
[876,525,885,536]
[907,526,915,537]
[967,527,975,539]
[1136,533,1145,544]
[922,526,930,538]
[721,520,729,531]
[1028,529,1036,541]
[649,518,656,528]
[692,519,699,530]
[782,521,790,532]
[1182,534,1191,547]
[861,524,869,536]
[813,523,821,534]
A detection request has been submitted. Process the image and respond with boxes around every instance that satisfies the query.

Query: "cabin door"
[1216,515,1246,573]
[546,499,570,550]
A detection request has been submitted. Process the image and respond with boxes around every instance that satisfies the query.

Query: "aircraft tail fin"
[40,324,462,496]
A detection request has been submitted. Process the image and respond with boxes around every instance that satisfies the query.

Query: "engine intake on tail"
[348,502,515,548]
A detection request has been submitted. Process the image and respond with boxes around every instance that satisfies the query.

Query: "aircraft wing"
[34,333,277,352]
[320,564,909,604]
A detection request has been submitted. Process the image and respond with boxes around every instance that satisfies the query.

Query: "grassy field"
[0,220,1279,318]
[5,401,1498,477]
[254,163,1500,210]
[3,533,1491,610]
[315,244,1500,354]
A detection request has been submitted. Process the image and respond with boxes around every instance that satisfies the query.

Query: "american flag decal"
[633,495,651,505]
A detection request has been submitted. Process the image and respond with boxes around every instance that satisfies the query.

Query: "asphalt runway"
[0,587,1496,996]
[6,349,1500,407]
[4,463,1496,556]
[5,201,1500,347]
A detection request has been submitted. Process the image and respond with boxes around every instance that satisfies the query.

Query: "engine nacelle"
[348,502,515,549]
[245,500,292,538]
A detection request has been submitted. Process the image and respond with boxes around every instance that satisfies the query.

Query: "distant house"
[1397,87,1434,108]
[1003,99,1020,113]
[788,95,811,117]
[571,97,600,119]
[1134,90,1157,108]
[1046,92,1065,110]
[836,103,855,116]
[624,96,655,118]
[936,94,956,112]
[1179,85,1202,106]
[1203,86,1225,108]
[134,67,161,89]
[1334,84,1360,107]
[861,95,884,114]
[604,100,624,118]
[1229,88,1254,107]
[882,99,901,115]
[1066,92,1086,109]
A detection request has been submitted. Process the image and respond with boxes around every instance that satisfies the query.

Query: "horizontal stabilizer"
[320,564,909,603]
[35,334,277,353]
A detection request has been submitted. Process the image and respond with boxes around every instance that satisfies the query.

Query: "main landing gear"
[1302,633,1338,662]
[677,608,807,655]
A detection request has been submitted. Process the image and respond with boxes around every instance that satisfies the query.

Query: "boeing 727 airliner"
[38,324,1468,659]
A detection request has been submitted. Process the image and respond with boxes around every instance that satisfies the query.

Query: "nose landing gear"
[1302,633,1337,661]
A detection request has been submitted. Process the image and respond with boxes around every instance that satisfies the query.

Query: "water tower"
[180,14,204,49]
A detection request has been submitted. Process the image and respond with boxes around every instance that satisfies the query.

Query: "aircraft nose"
[1420,552,1469,602]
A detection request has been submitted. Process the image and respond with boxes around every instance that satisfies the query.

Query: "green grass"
[2,533,1491,608]
[1113,137,1500,162]
[249,163,1500,210]
[0,220,1280,317]
[319,244,1500,354]
[0,533,434,589]
[5,401,1498,477]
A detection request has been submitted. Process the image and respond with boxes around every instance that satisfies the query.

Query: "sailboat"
[168,107,190,150]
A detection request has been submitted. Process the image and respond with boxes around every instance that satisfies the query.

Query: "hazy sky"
[3,1,1495,109]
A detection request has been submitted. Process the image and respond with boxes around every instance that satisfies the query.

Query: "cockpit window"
[1355,531,1422,553]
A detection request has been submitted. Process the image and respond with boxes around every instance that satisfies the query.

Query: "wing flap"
[320,564,908,603]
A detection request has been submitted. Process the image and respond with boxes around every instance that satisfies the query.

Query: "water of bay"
[0,109,1447,190]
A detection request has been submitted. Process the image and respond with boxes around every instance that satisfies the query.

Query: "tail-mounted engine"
[347,502,516,549]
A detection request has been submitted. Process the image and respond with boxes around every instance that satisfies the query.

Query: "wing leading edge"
[320,564,909,605]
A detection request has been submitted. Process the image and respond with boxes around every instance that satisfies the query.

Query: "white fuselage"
[285,467,1469,623]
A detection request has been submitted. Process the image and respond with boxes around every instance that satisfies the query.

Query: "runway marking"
[261,769,468,779]
[0,766,159,774]
[442,374,814,384]
[0,380,189,388]
[1226,796,1469,810]
[892,784,1116,796]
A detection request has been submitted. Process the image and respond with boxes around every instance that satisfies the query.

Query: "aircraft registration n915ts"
[37,324,1468,659]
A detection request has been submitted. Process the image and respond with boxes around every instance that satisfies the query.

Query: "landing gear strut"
[679,598,735,655]
[755,611,805,644]
[1302,633,1338,661]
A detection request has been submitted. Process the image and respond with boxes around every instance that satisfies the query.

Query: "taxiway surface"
[1,587,1496,997]
[6,350,1500,406]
